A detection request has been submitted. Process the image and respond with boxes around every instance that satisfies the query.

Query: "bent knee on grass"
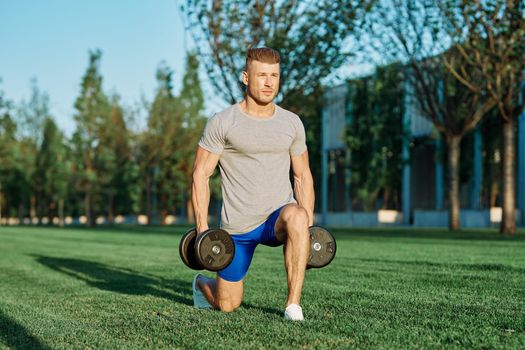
[215,277,243,312]
[217,300,241,313]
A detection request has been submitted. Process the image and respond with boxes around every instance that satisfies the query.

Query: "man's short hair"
[245,47,280,70]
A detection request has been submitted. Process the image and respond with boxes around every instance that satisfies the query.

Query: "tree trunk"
[49,201,56,225]
[0,181,3,225]
[30,195,36,221]
[58,198,64,227]
[160,193,167,225]
[108,193,114,225]
[447,135,461,230]
[85,189,93,227]
[18,202,24,224]
[37,197,45,225]
[146,172,152,225]
[161,209,167,225]
[382,189,391,209]
[500,118,516,234]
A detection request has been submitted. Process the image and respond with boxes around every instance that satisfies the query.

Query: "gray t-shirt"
[198,103,307,234]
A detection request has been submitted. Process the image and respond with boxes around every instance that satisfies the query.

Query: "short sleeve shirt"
[199,103,307,234]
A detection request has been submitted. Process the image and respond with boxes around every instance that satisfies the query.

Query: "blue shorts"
[217,207,284,282]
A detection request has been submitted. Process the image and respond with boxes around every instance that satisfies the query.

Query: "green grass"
[1,226,524,349]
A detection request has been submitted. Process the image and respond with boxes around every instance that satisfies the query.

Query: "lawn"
[0,226,524,349]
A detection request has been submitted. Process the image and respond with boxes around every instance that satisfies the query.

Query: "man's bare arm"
[291,150,315,226]
[192,146,220,234]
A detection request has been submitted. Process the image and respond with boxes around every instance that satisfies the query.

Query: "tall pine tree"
[145,62,182,224]
[176,52,208,222]
[35,117,69,225]
[73,50,111,226]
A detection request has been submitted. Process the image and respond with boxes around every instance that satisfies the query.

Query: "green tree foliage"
[73,49,112,226]
[0,81,44,222]
[1,53,211,226]
[347,65,404,211]
[177,52,208,222]
[144,62,183,224]
[140,54,209,224]
[18,79,54,220]
[18,78,49,146]
[35,117,70,225]
[0,84,16,221]
[105,95,141,219]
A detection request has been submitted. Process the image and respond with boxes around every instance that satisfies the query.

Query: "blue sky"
[0,1,373,137]
[0,0,192,135]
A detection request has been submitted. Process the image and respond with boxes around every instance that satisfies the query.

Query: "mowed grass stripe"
[0,226,524,349]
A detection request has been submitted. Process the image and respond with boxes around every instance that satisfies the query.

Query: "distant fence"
[0,215,217,226]
[316,208,522,228]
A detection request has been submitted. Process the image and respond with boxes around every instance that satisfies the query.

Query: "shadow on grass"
[242,302,282,317]
[34,256,287,318]
[355,258,525,273]
[34,256,192,306]
[0,311,50,350]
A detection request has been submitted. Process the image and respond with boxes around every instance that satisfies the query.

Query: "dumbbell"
[179,226,336,271]
[179,228,235,271]
[307,226,337,269]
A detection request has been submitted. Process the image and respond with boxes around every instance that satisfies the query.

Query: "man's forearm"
[294,170,315,226]
[192,174,211,233]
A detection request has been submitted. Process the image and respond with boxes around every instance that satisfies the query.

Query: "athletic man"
[191,47,314,321]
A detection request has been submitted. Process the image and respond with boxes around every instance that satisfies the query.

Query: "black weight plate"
[179,228,203,270]
[307,226,336,269]
[195,229,235,272]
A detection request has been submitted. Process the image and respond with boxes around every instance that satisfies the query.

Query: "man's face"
[243,60,280,104]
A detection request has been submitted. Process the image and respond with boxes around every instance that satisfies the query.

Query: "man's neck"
[240,97,275,118]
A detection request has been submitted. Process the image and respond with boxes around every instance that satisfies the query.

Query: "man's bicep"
[291,150,310,176]
[194,146,220,178]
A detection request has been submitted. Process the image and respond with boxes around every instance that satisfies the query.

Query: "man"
[191,47,314,321]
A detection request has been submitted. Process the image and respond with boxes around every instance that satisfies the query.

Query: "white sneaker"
[284,304,304,321]
[192,274,212,309]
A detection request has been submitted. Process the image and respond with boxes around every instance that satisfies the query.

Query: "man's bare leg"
[274,204,310,307]
[196,275,243,312]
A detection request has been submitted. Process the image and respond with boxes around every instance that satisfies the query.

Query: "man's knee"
[217,299,241,313]
[282,205,309,234]
[215,278,243,312]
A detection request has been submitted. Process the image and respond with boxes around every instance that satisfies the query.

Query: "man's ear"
[241,71,248,86]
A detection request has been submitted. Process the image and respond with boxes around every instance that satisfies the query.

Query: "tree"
[362,0,497,230]
[35,117,70,225]
[144,62,183,224]
[102,95,140,221]
[73,49,112,226]
[176,52,208,222]
[439,0,525,234]
[0,82,37,223]
[347,64,405,210]
[18,79,53,220]
[0,83,15,222]
[18,78,49,146]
